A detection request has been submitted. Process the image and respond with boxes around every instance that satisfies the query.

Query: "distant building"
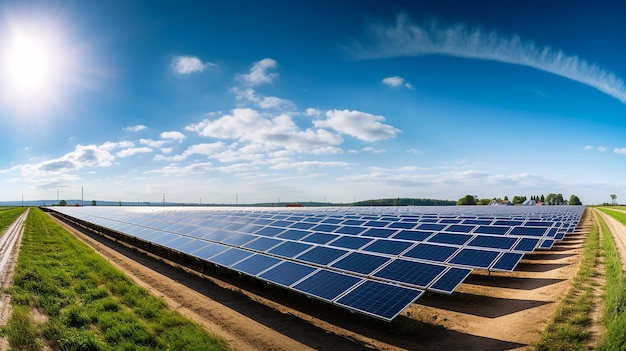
[522,199,536,206]
[489,199,512,206]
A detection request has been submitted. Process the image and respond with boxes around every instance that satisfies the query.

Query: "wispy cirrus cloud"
[352,14,626,104]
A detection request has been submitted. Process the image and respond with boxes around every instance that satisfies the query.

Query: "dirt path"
[593,208,626,270]
[49,209,593,351]
[0,209,30,350]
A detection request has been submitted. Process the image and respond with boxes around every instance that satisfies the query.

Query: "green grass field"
[1,208,231,351]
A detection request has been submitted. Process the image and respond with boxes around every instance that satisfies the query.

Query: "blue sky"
[0,0,624,205]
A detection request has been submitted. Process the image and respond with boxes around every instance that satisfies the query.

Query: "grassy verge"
[596,208,626,350]
[2,208,231,351]
[0,207,26,232]
[533,211,599,350]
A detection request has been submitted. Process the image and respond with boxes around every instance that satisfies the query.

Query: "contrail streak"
[352,15,626,104]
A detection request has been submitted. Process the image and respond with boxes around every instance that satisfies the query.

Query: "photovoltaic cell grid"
[49,205,584,321]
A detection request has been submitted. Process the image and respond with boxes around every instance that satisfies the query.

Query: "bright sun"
[0,13,85,115]
[4,31,56,95]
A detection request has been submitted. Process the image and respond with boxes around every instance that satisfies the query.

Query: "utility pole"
[81,186,84,207]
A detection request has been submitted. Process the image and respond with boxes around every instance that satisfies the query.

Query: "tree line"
[457,193,582,206]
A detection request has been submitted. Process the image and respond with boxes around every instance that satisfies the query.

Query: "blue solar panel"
[293,269,362,301]
[364,220,389,227]
[223,233,257,246]
[513,237,540,252]
[290,222,317,230]
[277,229,310,240]
[509,226,548,237]
[392,229,433,241]
[373,259,446,288]
[231,254,281,275]
[328,236,372,250]
[259,261,317,287]
[243,237,283,251]
[335,281,423,321]
[473,225,509,235]
[167,236,196,249]
[449,248,499,269]
[268,241,313,258]
[331,252,391,275]
[429,267,472,293]
[255,226,285,237]
[360,228,397,238]
[296,246,348,265]
[210,248,254,266]
[416,223,447,231]
[403,243,458,262]
[445,224,476,233]
[302,232,338,244]
[539,239,555,249]
[49,204,585,322]
[491,252,524,271]
[467,236,517,250]
[427,232,473,246]
[311,224,340,233]
[177,239,211,254]
[388,221,416,229]
[362,239,413,255]
[335,226,366,235]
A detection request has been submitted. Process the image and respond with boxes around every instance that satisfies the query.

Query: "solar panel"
[296,246,348,265]
[231,254,281,275]
[491,252,524,272]
[331,252,391,275]
[403,243,458,263]
[49,204,584,321]
[448,248,500,269]
[373,259,446,288]
[335,281,424,321]
[429,267,472,294]
[293,269,362,301]
[259,261,317,287]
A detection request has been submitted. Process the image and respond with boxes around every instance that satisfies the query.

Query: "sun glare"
[0,11,87,115]
[4,31,56,95]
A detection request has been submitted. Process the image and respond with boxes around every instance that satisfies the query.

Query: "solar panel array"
[49,205,584,321]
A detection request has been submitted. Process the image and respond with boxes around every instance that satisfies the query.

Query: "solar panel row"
[48,205,584,321]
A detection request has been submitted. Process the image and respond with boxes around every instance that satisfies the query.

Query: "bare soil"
[43,209,601,351]
[0,209,29,350]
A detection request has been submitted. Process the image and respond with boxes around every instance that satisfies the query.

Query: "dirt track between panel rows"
[45,209,599,351]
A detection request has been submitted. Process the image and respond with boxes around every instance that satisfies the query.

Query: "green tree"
[58,200,67,206]
[545,193,565,205]
[540,194,545,202]
[457,195,477,205]
[569,195,582,205]
[512,196,527,205]
[611,194,617,205]
[91,200,97,206]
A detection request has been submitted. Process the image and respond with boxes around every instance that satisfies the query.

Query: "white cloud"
[171,55,215,74]
[237,58,278,86]
[19,143,117,176]
[271,161,350,171]
[314,109,400,142]
[598,146,608,152]
[353,15,626,104]
[614,148,626,155]
[140,138,168,148]
[232,87,293,109]
[407,148,423,155]
[123,125,147,132]
[116,147,153,158]
[160,131,186,141]
[382,76,413,89]
[186,108,343,153]
[584,145,593,150]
